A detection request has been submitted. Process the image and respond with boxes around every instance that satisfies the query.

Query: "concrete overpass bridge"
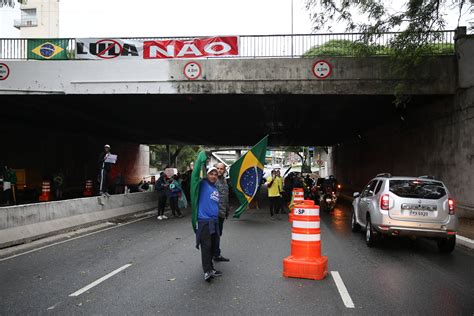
[0,30,473,217]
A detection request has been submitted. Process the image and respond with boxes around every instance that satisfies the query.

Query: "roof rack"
[376,173,392,178]
[418,175,435,180]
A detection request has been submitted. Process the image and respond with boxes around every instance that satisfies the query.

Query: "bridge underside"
[2,94,448,146]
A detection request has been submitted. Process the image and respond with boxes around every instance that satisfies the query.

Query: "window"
[374,180,383,194]
[389,180,446,199]
[361,180,378,198]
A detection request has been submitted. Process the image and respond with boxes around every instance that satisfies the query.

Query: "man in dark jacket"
[155,172,169,220]
[98,144,114,196]
[213,162,230,262]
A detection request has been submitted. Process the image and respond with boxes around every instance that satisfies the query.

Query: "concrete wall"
[0,56,456,95]
[333,36,474,219]
[0,191,158,248]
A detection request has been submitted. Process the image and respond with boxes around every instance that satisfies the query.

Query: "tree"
[305,0,473,105]
[0,0,26,7]
[149,145,201,171]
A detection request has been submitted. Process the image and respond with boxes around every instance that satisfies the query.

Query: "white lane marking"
[0,215,154,262]
[331,271,355,308]
[69,264,132,297]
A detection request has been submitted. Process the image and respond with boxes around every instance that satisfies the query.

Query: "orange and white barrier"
[83,180,93,197]
[289,187,312,222]
[38,180,51,202]
[283,203,328,280]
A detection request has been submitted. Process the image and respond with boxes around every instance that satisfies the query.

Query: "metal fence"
[0,30,456,60]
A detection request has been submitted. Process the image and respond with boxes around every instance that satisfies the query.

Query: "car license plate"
[409,210,430,217]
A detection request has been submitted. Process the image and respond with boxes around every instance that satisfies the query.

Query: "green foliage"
[302,39,454,57]
[149,145,201,172]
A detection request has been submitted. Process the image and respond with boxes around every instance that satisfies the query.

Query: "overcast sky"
[0,0,471,38]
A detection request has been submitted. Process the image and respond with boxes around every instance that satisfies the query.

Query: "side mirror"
[353,192,360,198]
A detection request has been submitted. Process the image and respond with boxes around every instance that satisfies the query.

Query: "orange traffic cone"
[283,203,328,280]
[38,180,51,202]
[83,180,93,197]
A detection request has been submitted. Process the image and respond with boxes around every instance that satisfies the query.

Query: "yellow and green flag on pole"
[230,135,268,218]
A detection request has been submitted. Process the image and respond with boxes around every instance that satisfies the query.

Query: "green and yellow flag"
[230,135,268,218]
[190,150,208,232]
[27,39,69,60]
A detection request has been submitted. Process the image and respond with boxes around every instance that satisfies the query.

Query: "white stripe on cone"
[293,221,320,229]
[294,208,319,216]
[292,233,320,241]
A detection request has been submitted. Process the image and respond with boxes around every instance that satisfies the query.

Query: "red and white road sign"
[312,60,332,79]
[184,62,202,80]
[0,63,10,80]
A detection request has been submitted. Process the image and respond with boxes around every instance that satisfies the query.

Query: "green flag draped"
[190,150,208,232]
[27,39,69,60]
[230,135,268,218]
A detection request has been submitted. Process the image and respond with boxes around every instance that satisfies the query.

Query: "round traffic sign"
[184,62,201,80]
[0,63,10,80]
[312,60,332,79]
[317,160,324,167]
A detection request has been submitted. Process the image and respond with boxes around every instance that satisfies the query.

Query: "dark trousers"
[200,225,218,273]
[269,196,281,216]
[99,169,108,194]
[157,192,167,216]
[214,216,225,257]
[169,196,181,216]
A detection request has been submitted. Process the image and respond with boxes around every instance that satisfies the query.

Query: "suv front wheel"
[437,235,456,254]
[351,210,361,232]
[365,216,379,247]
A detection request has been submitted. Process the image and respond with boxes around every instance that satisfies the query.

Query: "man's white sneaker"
[157,216,163,220]
[162,215,168,219]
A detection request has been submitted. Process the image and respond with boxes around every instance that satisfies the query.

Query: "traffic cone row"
[283,200,328,280]
[38,180,51,202]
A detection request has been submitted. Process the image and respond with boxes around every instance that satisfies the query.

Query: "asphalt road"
[1,200,473,315]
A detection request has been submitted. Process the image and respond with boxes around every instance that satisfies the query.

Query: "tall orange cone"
[38,180,51,202]
[283,203,328,280]
[83,180,93,197]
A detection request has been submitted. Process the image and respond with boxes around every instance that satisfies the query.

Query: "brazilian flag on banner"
[27,39,69,60]
[230,135,268,218]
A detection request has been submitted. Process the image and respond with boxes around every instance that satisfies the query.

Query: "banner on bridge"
[75,36,239,60]
[27,39,69,60]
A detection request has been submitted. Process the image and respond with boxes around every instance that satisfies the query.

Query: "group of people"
[155,172,187,219]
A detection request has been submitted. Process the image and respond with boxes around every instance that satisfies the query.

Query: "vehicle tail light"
[380,194,390,210]
[448,198,455,215]
[337,184,341,189]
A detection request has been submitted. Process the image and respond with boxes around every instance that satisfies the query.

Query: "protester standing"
[98,144,113,196]
[156,172,169,220]
[195,166,222,282]
[213,162,230,262]
[266,170,282,219]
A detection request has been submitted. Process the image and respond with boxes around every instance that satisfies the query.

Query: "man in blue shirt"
[196,166,223,282]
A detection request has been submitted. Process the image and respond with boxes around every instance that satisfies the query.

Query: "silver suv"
[351,173,458,253]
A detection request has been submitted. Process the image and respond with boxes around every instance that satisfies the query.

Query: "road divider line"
[69,264,132,297]
[331,271,355,308]
[0,214,155,262]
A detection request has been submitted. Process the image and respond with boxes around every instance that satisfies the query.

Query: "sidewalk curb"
[339,193,474,250]
[457,235,474,250]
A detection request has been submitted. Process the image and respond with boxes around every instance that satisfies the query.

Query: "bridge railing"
[0,30,456,60]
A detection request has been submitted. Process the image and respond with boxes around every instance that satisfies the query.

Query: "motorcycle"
[319,186,337,212]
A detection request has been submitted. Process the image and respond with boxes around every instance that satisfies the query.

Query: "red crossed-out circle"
[312,60,332,79]
[96,39,123,59]
[0,63,10,80]
[183,62,202,80]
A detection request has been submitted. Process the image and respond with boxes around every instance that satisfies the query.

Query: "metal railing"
[13,17,38,29]
[0,30,456,60]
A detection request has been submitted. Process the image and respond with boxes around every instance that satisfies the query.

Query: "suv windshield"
[389,180,446,199]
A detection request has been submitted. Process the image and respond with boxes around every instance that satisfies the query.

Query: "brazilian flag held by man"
[190,135,268,231]
[229,135,268,218]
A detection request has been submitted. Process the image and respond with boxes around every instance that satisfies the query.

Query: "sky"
[0,0,472,38]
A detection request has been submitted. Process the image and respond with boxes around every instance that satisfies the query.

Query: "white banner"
[76,39,144,60]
